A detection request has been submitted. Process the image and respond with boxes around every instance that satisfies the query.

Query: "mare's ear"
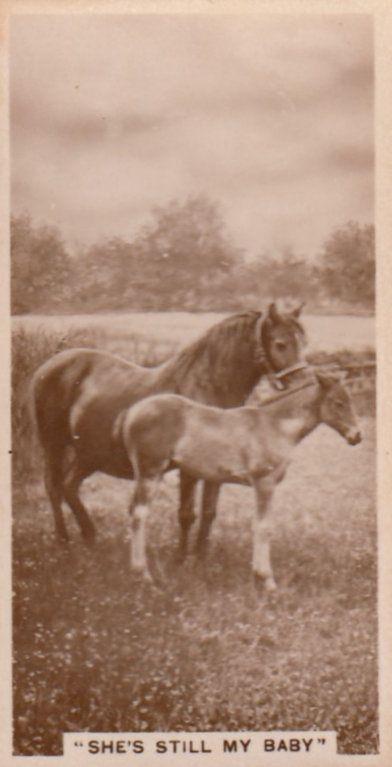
[316,371,337,390]
[267,302,281,324]
[291,301,305,318]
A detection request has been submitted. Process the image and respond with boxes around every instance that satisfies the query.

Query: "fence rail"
[316,360,376,397]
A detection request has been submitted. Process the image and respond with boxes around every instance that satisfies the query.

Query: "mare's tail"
[29,348,91,455]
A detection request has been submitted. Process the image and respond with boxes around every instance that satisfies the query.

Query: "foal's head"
[259,302,307,380]
[317,372,362,445]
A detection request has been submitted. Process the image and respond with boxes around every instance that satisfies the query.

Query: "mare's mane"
[170,311,259,367]
[161,309,305,394]
[160,311,262,395]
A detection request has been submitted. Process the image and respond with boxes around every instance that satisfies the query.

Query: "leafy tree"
[131,195,242,306]
[11,214,73,314]
[73,238,141,310]
[317,222,375,307]
[11,208,374,314]
[257,249,318,302]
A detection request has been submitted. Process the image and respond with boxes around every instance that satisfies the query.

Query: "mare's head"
[316,372,362,445]
[259,302,307,385]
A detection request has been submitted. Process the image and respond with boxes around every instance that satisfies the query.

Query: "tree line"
[11,195,375,315]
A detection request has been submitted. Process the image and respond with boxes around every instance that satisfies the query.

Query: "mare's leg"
[195,481,221,556]
[62,458,95,543]
[177,472,198,562]
[251,477,277,592]
[129,478,153,582]
[44,457,69,543]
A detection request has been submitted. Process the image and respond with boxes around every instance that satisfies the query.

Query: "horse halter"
[272,361,309,389]
[256,313,309,390]
[259,376,316,407]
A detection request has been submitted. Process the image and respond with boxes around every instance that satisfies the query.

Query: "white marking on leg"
[252,516,276,591]
[130,504,152,581]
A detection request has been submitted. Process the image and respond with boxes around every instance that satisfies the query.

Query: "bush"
[317,222,375,309]
[11,215,74,314]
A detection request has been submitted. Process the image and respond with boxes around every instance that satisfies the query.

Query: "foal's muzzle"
[346,430,362,446]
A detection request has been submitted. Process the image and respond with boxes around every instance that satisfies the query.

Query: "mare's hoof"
[194,541,208,559]
[82,528,96,546]
[173,549,188,567]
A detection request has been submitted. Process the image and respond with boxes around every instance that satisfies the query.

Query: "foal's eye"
[275,341,286,351]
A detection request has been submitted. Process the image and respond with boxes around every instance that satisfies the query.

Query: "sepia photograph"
[6,5,380,762]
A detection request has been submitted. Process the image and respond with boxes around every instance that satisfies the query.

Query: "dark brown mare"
[31,303,306,555]
[123,371,362,590]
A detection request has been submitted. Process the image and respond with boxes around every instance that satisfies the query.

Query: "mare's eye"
[276,341,286,351]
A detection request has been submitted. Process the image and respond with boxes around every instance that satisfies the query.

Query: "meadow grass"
[12,320,377,755]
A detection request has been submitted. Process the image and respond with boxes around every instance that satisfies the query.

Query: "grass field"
[12,313,377,756]
[14,311,375,354]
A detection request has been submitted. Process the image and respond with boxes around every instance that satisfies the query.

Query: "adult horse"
[31,303,306,554]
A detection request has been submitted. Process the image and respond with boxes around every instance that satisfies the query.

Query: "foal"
[122,371,361,591]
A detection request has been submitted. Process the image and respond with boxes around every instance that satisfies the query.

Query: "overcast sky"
[11,13,373,259]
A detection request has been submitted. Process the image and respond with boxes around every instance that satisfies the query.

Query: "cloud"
[10,13,373,257]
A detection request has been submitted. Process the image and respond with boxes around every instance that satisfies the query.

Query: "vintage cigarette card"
[1,1,391,765]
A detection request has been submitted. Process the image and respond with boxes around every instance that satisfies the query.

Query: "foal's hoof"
[133,569,164,594]
[134,568,153,583]
[131,565,155,584]
[253,573,277,595]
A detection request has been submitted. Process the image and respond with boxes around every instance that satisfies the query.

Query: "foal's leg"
[251,477,277,592]
[44,458,69,543]
[62,458,95,543]
[177,472,198,562]
[195,481,221,556]
[129,478,153,582]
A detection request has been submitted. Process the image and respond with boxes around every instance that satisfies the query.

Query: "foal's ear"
[291,301,305,318]
[267,302,281,324]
